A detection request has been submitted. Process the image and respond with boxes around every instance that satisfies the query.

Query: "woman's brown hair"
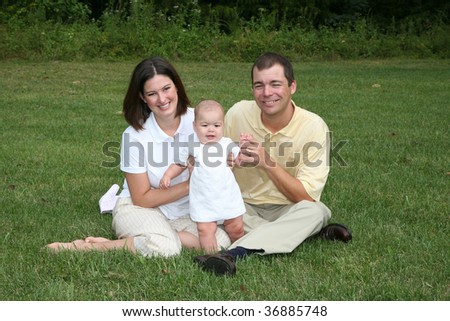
[123,57,191,131]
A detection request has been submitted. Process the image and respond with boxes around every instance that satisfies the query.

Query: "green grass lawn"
[1,59,449,301]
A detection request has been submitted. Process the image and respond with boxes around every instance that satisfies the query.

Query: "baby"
[160,99,245,253]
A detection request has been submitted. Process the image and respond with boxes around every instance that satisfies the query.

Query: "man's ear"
[290,80,297,95]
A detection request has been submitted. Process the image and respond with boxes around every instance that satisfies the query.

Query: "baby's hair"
[194,99,225,119]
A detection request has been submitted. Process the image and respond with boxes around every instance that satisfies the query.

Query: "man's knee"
[294,200,331,221]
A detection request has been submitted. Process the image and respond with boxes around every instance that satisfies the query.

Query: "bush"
[0,1,448,61]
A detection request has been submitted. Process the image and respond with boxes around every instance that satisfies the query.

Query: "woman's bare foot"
[85,236,111,243]
[47,239,89,251]
[47,237,137,254]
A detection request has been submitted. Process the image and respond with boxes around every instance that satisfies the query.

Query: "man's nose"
[263,85,272,96]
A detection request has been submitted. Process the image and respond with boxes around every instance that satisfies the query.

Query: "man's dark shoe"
[319,223,352,243]
[194,253,236,276]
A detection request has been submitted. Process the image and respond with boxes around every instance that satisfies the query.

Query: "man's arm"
[237,138,314,202]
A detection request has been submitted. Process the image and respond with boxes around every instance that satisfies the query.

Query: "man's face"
[252,64,296,117]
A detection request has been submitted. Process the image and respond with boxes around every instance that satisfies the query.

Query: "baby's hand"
[159,176,171,189]
[239,133,254,144]
[239,133,254,151]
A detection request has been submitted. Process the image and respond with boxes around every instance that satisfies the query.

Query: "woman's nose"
[158,93,166,102]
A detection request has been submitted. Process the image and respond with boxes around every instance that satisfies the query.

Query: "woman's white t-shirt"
[119,108,195,220]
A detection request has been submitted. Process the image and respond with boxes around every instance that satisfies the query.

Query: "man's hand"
[236,133,275,168]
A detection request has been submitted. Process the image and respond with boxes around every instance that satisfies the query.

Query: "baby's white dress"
[180,137,245,223]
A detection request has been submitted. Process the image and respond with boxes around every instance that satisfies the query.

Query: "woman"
[47,57,231,256]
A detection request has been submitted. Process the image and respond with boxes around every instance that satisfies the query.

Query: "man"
[195,52,352,276]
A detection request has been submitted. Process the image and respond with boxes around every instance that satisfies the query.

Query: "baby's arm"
[160,163,186,189]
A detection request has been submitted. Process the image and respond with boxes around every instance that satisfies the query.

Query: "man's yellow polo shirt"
[224,100,330,204]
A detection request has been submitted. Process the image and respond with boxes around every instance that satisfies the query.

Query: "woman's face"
[141,74,178,119]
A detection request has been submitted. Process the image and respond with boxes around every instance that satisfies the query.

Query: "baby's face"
[193,107,224,144]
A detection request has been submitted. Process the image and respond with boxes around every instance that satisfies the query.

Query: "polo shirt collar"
[145,111,192,143]
[253,100,300,138]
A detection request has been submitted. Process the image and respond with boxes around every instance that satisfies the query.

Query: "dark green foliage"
[0,0,449,61]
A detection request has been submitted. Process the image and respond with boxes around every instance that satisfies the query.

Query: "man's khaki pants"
[230,201,331,254]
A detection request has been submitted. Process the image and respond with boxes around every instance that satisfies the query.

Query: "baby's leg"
[224,216,244,242]
[197,222,218,254]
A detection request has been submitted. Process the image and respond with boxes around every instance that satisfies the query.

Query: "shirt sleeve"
[296,123,330,201]
[178,146,190,166]
[120,129,147,174]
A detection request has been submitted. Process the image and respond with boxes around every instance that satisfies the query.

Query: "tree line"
[2,0,449,30]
